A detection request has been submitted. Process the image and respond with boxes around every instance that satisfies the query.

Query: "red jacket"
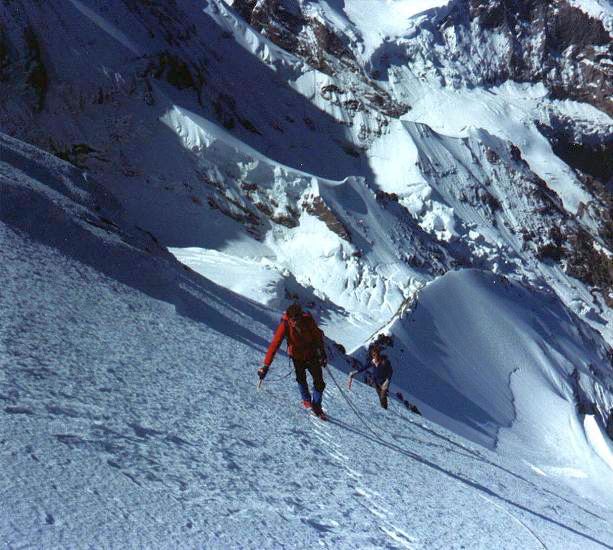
[264,312,324,366]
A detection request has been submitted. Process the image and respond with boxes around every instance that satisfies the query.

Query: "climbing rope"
[259,356,387,443]
[258,350,398,445]
[325,366,387,442]
[327,369,550,549]
[258,355,293,385]
[264,367,293,382]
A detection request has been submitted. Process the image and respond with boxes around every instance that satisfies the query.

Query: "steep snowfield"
[369,269,613,503]
[160,105,430,350]
[2,0,613,546]
[3,131,613,549]
[0,0,609,347]
[397,81,599,215]
[167,247,288,308]
[213,0,613,345]
[310,0,452,60]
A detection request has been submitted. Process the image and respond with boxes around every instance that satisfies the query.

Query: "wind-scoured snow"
[2,0,613,546]
[397,81,604,215]
[364,268,613,504]
[313,0,452,60]
[3,131,613,549]
[168,247,287,308]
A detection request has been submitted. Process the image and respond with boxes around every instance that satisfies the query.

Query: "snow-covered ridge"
[569,0,613,30]
[2,0,613,539]
[0,0,609,377]
[4,129,613,548]
[161,104,434,348]
[383,269,613,498]
[217,0,613,326]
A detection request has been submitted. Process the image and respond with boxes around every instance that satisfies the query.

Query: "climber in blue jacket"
[348,346,393,409]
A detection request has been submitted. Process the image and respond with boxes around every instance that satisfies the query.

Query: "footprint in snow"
[4,406,34,415]
[128,423,164,439]
[302,517,339,533]
[46,404,81,418]
[165,433,191,447]
[379,524,416,548]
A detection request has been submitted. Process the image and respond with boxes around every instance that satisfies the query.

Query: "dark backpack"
[285,313,323,361]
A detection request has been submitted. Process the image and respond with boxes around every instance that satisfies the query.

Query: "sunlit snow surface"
[585,415,613,471]
[568,0,613,28]
[3,128,613,548]
[3,0,613,547]
[169,248,286,307]
[315,0,452,59]
[398,81,600,215]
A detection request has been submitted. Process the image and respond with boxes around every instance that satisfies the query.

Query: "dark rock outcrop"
[232,0,358,74]
[418,0,612,115]
[302,196,352,242]
[231,0,409,118]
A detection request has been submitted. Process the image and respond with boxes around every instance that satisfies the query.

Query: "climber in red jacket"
[259,303,328,418]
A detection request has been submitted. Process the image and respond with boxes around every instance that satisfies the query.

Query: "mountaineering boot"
[311,388,326,419]
[377,387,389,409]
[311,397,327,420]
[302,399,312,409]
[311,403,327,420]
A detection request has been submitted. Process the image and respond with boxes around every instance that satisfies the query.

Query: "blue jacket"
[356,354,393,385]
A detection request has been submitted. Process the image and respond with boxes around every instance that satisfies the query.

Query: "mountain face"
[0,0,610,326]
[403,0,611,113]
[2,0,613,541]
[3,125,613,549]
[233,0,612,111]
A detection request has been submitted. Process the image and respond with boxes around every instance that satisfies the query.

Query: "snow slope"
[3,129,613,548]
[312,0,452,60]
[2,0,613,546]
[0,0,610,347]
[368,269,613,504]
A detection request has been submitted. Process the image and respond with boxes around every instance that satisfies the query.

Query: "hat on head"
[286,303,303,319]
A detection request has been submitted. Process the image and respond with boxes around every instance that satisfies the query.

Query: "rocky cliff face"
[0,0,611,340]
[229,1,612,115]
[372,0,612,114]
[405,0,613,232]
[230,0,410,118]
[2,0,613,477]
[233,0,359,73]
[224,0,613,310]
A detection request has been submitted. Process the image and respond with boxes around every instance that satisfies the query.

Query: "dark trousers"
[293,358,325,404]
[375,379,390,409]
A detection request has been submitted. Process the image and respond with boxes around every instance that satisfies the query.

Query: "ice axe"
[256,365,268,390]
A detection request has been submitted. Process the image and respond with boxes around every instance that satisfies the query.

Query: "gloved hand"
[258,366,269,380]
